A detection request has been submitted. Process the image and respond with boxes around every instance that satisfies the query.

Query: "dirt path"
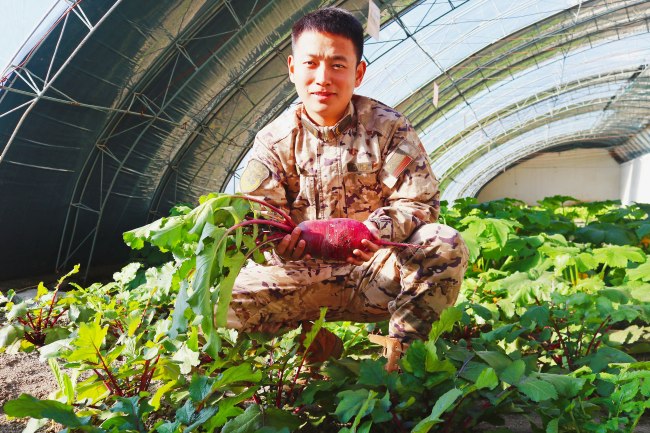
[0,351,59,433]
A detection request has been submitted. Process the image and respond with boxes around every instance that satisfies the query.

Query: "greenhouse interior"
[1,1,649,432]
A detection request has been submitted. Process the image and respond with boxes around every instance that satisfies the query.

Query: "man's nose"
[315,64,330,85]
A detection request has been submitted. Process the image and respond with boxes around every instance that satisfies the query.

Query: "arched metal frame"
[1,0,650,279]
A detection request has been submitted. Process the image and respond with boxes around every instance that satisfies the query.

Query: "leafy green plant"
[0,265,80,350]
[3,196,650,432]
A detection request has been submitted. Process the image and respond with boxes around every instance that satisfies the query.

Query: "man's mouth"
[312,91,335,97]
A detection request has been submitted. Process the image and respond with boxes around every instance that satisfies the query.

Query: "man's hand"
[275,226,311,261]
[347,238,380,265]
[346,222,381,266]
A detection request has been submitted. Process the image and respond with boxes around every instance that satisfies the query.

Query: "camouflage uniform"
[228,95,469,342]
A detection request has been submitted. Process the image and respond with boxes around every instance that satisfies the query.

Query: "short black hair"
[292,7,364,64]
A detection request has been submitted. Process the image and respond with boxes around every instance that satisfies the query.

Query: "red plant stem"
[24,311,38,331]
[252,393,262,405]
[93,368,115,395]
[96,349,123,396]
[140,354,161,393]
[136,296,153,333]
[113,320,125,334]
[230,219,293,235]
[391,410,407,433]
[138,359,151,393]
[44,288,60,327]
[585,316,610,356]
[376,239,425,249]
[50,311,66,327]
[288,354,309,404]
[548,314,573,370]
[227,194,296,228]
[276,368,284,408]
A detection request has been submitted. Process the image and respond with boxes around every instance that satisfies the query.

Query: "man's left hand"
[347,238,380,266]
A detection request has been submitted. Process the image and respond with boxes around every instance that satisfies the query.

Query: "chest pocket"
[343,160,382,218]
[292,160,319,221]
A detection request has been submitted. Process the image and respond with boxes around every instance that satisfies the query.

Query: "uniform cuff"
[367,215,393,241]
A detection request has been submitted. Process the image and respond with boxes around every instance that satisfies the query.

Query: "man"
[227,7,468,372]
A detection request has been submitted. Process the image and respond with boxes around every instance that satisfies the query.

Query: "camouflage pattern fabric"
[228,223,468,341]
[230,95,469,342]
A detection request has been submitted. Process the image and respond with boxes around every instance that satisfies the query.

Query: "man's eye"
[333,64,346,69]
[304,61,315,66]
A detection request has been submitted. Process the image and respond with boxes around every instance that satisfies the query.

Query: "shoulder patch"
[382,143,417,188]
[240,159,270,193]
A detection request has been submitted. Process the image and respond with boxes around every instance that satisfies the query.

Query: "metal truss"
[0,0,125,164]
[401,0,650,196]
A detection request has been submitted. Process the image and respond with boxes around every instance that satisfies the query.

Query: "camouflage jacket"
[240,94,440,242]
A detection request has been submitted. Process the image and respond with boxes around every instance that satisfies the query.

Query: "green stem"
[600,263,608,280]
[499,255,513,270]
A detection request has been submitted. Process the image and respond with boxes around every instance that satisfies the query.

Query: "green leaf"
[592,245,645,269]
[301,307,328,351]
[476,351,513,372]
[628,283,650,303]
[189,374,214,403]
[520,305,550,328]
[517,378,558,402]
[185,405,219,433]
[476,367,499,390]
[204,388,257,429]
[213,363,262,389]
[172,343,200,375]
[402,340,427,377]
[3,394,94,429]
[48,358,74,404]
[546,418,559,433]
[222,404,262,433]
[113,262,142,287]
[67,317,108,364]
[214,252,247,327]
[104,396,154,432]
[0,324,23,347]
[7,301,28,321]
[262,407,302,431]
[500,359,526,385]
[428,306,462,343]
[169,278,191,339]
[335,389,374,423]
[358,359,389,387]
[187,223,225,339]
[628,262,650,282]
[536,373,585,398]
[588,346,637,373]
[411,388,463,433]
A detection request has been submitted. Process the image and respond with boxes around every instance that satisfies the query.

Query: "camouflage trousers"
[226,223,469,342]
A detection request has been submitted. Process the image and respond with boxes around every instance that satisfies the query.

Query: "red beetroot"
[298,218,422,262]
[230,196,422,262]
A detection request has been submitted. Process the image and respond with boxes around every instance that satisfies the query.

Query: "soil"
[0,351,60,433]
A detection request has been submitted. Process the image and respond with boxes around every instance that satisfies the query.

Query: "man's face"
[288,30,366,126]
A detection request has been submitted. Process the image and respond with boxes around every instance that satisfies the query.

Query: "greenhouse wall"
[620,153,650,205]
[476,148,620,205]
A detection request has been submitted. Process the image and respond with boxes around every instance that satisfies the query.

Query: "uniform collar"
[300,103,356,142]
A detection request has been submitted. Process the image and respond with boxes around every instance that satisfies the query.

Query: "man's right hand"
[275,226,311,261]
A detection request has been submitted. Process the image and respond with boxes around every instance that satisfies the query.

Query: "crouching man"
[226,7,469,372]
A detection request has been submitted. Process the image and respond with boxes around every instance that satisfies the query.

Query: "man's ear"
[288,55,295,83]
[355,60,367,87]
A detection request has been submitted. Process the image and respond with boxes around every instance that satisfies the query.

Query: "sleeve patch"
[239,159,270,193]
[382,143,417,188]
